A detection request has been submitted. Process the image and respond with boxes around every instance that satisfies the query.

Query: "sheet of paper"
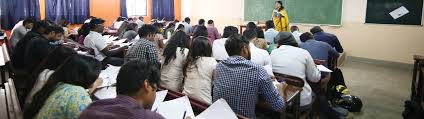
[119,43,132,47]
[98,65,121,88]
[195,99,237,119]
[389,6,410,19]
[151,90,168,111]
[156,96,195,119]
[317,65,332,72]
[94,87,117,99]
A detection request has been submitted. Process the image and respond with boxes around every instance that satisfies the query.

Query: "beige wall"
[182,0,424,64]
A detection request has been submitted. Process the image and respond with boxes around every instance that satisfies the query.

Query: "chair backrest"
[274,72,305,88]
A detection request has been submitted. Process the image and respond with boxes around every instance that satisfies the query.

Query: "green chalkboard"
[244,0,343,25]
[366,0,423,25]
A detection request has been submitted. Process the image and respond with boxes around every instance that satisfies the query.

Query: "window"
[127,0,147,16]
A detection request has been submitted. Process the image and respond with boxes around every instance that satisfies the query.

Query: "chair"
[273,73,305,119]
[158,87,249,119]
[0,89,8,119]
[4,78,23,119]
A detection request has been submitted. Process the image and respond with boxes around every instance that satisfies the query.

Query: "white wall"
[182,0,424,64]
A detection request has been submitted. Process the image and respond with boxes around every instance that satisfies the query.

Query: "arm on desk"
[258,69,285,111]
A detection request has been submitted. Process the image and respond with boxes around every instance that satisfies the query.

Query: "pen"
[182,111,186,119]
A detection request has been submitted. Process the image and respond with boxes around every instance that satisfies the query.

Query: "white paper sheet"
[98,65,121,88]
[195,99,237,119]
[151,90,168,111]
[156,96,195,119]
[94,87,117,99]
[389,6,410,19]
[317,65,332,72]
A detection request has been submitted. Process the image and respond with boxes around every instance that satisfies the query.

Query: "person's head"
[25,55,102,118]
[89,18,106,33]
[57,18,70,27]
[276,1,284,11]
[138,24,157,41]
[222,26,238,38]
[127,23,138,32]
[225,34,251,60]
[139,16,144,21]
[43,46,78,70]
[116,60,160,109]
[193,25,208,38]
[31,20,52,34]
[243,29,257,41]
[183,36,212,77]
[128,18,134,22]
[165,22,176,30]
[310,26,324,34]
[117,17,126,22]
[23,17,36,29]
[163,31,189,65]
[265,20,274,30]
[43,25,65,41]
[177,24,185,31]
[291,26,299,33]
[300,32,314,42]
[208,20,214,26]
[174,19,180,23]
[275,32,298,47]
[198,19,205,25]
[78,23,91,37]
[184,17,191,24]
[246,22,257,30]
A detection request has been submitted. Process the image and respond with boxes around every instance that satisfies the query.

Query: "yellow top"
[272,9,290,32]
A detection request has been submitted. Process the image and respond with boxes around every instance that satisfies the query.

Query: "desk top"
[239,24,267,28]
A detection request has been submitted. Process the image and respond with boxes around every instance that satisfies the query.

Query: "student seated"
[213,34,285,118]
[164,22,176,39]
[10,18,35,51]
[271,32,321,111]
[212,26,238,61]
[243,29,274,78]
[291,26,302,45]
[123,23,139,41]
[207,20,222,42]
[246,22,265,40]
[79,60,164,119]
[125,24,160,65]
[192,25,208,39]
[182,36,217,104]
[176,24,185,32]
[112,17,125,30]
[264,20,278,44]
[136,16,145,28]
[310,26,344,53]
[299,32,339,67]
[192,19,205,35]
[182,17,193,35]
[84,18,128,66]
[24,54,102,119]
[160,31,189,91]
[24,46,77,108]
[77,23,91,45]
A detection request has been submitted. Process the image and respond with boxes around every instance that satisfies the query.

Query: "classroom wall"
[182,0,424,64]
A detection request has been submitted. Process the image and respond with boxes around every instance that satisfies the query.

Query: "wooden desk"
[239,24,267,34]
[256,83,302,119]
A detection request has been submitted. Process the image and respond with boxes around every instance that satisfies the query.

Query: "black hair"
[43,25,64,35]
[116,60,160,95]
[138,24,157,38]
[23,17,36,26]
[177,24,185,30]
[300,32,314,42]
[128,18,134,21]
[222,26,238,38]
[246,22,257,30]
[89,18,105,31]
[291,26,299,32]
[275,33,298,47]
[139,16,144,20]
[57,18,70,27]
[265,20,274,29]
[183,36,212,77]
[25,55,102,118]
[31,20,53,34]
[193,25,208,38]
[243,29,257,41]
[184,17,191,23]
[225,34,249,56]
[174,19,180,23]
[165,23,176,30]
[310,26,323,34]
[276,1,284,11]
[257,29,265,38]
[208,20,214,24]
[78,23,91,37]
[162,31,189,65]
[127,23,138,31]
[198,19,205,25]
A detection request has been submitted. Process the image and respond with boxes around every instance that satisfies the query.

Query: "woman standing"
[272,1,289,32]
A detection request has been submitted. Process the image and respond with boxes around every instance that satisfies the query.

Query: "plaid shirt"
[212,56,285,118]
[125,38,159,64]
